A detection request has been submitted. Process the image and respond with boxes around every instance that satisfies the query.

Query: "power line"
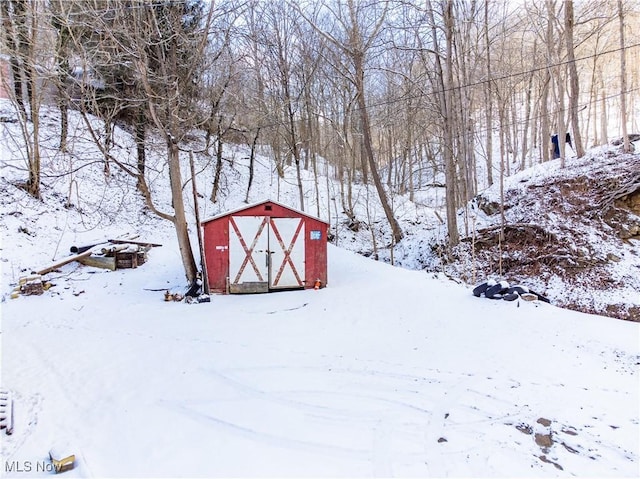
[245,42,640,133]
[456,85,640,143]
[365,42,640,114]
[9,1,637,136]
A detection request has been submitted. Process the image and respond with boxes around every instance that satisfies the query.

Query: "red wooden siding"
[203,216,230,292]
[202,200,328,294]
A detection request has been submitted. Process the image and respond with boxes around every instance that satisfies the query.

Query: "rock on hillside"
[450,148,640,321]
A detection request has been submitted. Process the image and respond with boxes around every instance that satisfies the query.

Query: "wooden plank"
[108,239,162,248]
[49,446,75,473]
[229,281,269,294]
[78,255,117,271]
[51,455,75,473]
[100,244,130,255]
[36,250,92,276]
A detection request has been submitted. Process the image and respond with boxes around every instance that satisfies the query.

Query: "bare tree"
[424,0,459,247]
[298,0,403,244]
[564,0,585,157]
[617,0,631,153]
[266,3,306,211]
[0,0,44,198]
[65,0,214,285]
[132,1,214,285]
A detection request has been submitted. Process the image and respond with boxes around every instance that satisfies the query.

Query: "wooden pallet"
[0,390,14,435]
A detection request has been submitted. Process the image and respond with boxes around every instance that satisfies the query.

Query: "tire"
[485,283,507,299]
[507,285,528,295]
[472,282,489,297]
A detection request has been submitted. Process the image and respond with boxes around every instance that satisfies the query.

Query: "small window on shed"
[265,204,272,211]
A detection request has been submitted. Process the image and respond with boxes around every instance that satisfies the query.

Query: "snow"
[2,242,639,477]
[1,99,639,476]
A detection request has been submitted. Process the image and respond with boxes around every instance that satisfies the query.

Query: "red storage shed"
[202,200,329,294]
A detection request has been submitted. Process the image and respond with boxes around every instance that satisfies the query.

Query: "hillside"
[1,100,639,477]
[341,147,640,322]
[449,151,640,321]
[2,100,640,323]
[2,100,640,322]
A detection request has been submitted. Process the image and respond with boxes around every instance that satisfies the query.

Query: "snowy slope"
[2,237,639,477]
[451,150,640,321]
[1,99,639,477]
[3,100,638,321]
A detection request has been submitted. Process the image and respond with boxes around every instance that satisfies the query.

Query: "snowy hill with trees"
[1,98,639,477]
[1,0,640,476]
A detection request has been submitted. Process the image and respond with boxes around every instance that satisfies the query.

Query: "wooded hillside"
[1,0,638,285]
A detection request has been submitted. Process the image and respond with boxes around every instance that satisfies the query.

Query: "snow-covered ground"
[1,100,639,476]
[2,235,639,477]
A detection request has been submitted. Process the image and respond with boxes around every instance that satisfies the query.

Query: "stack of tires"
[472,279,550,303]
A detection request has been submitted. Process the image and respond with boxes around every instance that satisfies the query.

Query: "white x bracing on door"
[228,216,305,291]
[268,217,305,289]
[229,216,269,287]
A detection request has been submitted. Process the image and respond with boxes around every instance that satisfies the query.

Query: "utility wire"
[236,42,640,132]
[335,42,640,117]
[10,1,638,134]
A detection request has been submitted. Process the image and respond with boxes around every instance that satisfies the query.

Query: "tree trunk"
[190,151,208,294]
[586,50,599,146]
[557,72,567,166]
[103,120,112,176]
[135,109,146,192]
[483,3,493,185]
[432,0,459,247]
[564,0,584,157]
[0,1,26,118]
[51,2,69,153]
[521,60,534,169]
[543,0,556,163]
[618,0,631,152]
[499,104,506,243]
[353,50,403,244]
[25,1,40,197]
[284,79,305,211]
[168,140,198,284]
[245,128,260,203]
[211,124,224,203]
[600,73,608,145]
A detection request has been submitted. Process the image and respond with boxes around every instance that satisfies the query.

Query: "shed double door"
[228,216,305,293]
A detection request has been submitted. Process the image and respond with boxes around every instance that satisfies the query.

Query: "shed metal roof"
[202,199,329,225]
